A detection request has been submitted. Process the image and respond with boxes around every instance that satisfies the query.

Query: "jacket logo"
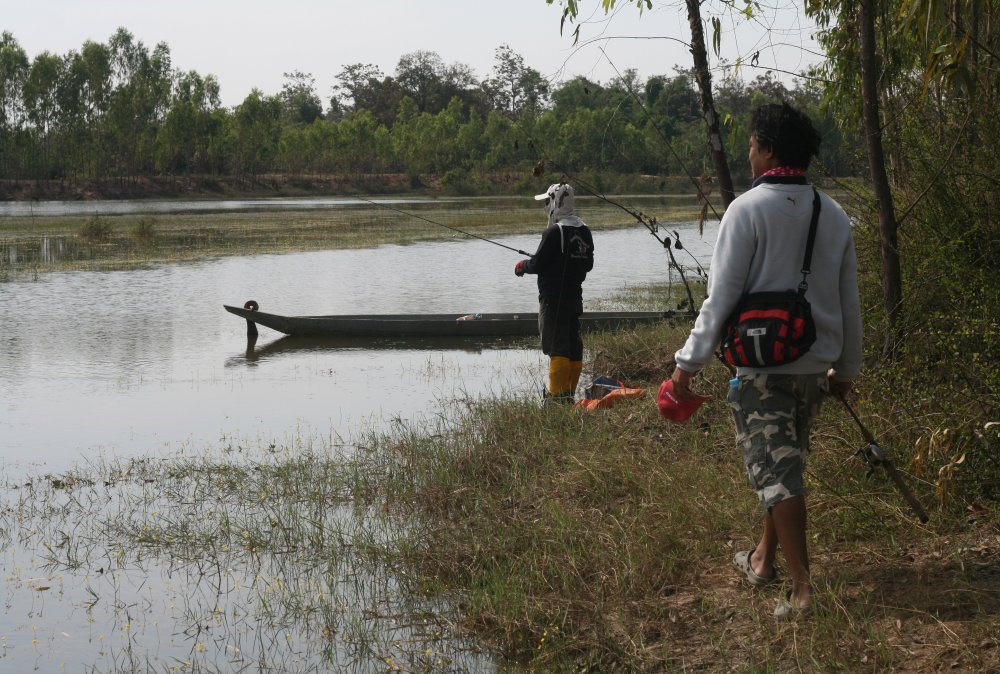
[568,232,591,259]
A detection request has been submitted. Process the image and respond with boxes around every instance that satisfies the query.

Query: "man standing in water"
[515,182,595,400]
[670,102,862,618]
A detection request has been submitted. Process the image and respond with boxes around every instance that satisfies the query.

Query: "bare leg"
[769,495,811,607]
[751,510,779,580]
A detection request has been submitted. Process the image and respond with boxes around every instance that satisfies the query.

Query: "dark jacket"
[522,220,595,302]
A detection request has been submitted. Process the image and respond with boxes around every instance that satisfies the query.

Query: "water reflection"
[233,333,524,366]
[3,235,79,265]
[1,224,715,473]
[0,223,717,472]
[0,193,700,218]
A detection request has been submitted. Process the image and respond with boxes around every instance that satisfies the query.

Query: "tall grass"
[4,320,995,672]
[365,321,999,672]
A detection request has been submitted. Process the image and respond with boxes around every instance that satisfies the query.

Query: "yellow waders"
[548,356,574,398]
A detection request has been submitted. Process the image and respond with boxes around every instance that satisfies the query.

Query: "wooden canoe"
[224,303,684,338]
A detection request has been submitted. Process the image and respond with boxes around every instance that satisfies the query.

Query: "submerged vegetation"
[2,438,496,672]
[0,193,714,275]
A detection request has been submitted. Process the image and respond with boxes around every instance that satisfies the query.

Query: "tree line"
[0,28,859,191]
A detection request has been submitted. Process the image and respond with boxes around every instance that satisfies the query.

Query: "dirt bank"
[0,173,444,202]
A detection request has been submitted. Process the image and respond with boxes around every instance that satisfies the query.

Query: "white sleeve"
[832,230,863,379]
[674,207,756,372]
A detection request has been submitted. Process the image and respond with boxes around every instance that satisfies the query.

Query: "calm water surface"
[2,223,717,472]
[0,195,458,217]
[0,194,701,219]
[0,216,718,672]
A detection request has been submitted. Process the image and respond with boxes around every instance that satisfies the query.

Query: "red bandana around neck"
[761,166,806,178]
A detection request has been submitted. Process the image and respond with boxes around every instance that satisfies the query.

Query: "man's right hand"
[514,260,528,276]
[670,366,701,402]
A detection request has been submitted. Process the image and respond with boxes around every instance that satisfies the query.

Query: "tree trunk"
[879,88,904,187]
[685,0,735,209]
[859,0,904,343]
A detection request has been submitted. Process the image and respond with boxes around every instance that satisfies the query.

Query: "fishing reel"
[855,442,888,478]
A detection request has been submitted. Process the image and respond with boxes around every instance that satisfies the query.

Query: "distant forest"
[0,28,861,193]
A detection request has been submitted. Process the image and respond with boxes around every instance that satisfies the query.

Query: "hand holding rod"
[837,392,929,523]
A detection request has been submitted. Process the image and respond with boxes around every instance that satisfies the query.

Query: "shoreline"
[0,172,734,203]
[0,173,441,202]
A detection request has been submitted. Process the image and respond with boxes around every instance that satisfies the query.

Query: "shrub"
[79,215,112,242]
[130,217,157,243]
[440,168,475,195]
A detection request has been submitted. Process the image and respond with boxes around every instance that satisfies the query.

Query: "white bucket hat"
[534,183,576,225]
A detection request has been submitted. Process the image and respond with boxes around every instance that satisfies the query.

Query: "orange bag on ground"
[574,376,646,411]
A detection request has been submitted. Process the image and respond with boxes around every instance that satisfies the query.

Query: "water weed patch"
[0,436,495,673]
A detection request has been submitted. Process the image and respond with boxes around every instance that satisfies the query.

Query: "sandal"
[733,550,778,587]
[774,590,812,620]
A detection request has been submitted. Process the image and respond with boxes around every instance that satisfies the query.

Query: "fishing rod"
[355,196,532,257]
[351,54,722,291]
[567,174,699,314]
[560,167,708,278]
[508,51,725,315]
[714,348,929,523]
[837,392,930,523]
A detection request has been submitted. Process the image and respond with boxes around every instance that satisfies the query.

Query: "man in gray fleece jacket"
[671,102,862,618]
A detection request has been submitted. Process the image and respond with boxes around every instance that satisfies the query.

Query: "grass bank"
[367,321,999,672]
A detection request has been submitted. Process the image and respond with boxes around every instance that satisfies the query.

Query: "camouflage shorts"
[727,372,829,510]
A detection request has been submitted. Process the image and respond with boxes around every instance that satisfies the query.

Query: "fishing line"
[598,48,723,222]
[496,50,731,313]
[567,172,699,313]
[352,52,725,311]
[567,170,707,274]
[508,119,708,312]
[355,196,532,256]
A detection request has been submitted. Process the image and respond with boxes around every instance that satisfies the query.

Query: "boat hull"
[224,304,680,338]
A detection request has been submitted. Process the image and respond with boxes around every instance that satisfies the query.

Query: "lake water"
[0,195,459,218]
[2,222,717,473]
[0,209,719,672]
[0,194,702,219]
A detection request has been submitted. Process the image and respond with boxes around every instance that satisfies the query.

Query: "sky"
[3,0,826,108]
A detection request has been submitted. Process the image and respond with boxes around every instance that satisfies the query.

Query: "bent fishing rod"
[837,392,929,523]
[355,196,532,257]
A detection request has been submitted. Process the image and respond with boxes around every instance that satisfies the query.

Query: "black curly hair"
[750,102,821,169]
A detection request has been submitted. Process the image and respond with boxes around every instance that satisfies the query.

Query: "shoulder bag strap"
[798,187,821,293]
